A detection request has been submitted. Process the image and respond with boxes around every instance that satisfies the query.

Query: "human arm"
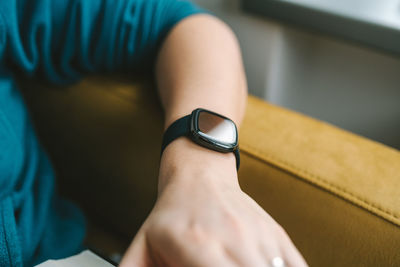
[119,14,308,267]
[1,0,306,264]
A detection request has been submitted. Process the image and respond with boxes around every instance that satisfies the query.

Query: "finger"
[119,232,151,267]
[281,243,308,267]
[257,225,290,267]
[152,234,237,267]
[259,241,285,267]
[225,248,268,267]
[223,240,268,267]
[276,228,308,267]
[179,241,237,267]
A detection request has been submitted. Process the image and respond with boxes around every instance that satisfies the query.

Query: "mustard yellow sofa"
[22,75,400,266]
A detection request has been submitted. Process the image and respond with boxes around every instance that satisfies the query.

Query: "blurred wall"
[193,0,400,149]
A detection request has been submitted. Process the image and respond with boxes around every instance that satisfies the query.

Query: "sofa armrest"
[23,76,400,266]
[239,97,400,266]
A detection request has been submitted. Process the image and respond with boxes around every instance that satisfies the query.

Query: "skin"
[119,14,308,267]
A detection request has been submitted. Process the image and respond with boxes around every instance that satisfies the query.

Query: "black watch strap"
[161,115,191,154]
[161,115,240,170]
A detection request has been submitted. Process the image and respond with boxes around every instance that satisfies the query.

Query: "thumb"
[119,231,150,267]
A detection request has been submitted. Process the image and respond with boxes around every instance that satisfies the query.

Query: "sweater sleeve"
[0,0,205,84]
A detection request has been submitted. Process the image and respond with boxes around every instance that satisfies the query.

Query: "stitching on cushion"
[241,143,400,225]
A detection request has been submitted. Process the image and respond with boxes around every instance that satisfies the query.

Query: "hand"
[119,139,308,267]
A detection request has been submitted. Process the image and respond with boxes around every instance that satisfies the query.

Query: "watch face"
[191,109,238,152]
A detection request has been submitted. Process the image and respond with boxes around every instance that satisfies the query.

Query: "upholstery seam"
[241,143,400,225]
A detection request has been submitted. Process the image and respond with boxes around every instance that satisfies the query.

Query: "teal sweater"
[0,1,202,266]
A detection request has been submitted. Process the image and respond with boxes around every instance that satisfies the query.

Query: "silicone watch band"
[161,115,240,170]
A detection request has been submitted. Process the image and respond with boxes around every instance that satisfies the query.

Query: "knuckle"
[153,221,181,241]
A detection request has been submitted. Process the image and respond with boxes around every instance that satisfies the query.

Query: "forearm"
[156,14,247,188]
[122,16,307,267]
[156,14,247,129]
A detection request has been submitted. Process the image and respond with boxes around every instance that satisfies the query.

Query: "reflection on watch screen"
[198,111,236,145]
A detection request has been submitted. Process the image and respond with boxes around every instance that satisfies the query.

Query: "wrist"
[158,137,238,192]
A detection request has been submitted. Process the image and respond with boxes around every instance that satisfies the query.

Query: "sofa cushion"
[239,96,400,266]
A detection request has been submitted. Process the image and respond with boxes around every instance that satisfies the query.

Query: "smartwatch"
[161,108,240,170]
